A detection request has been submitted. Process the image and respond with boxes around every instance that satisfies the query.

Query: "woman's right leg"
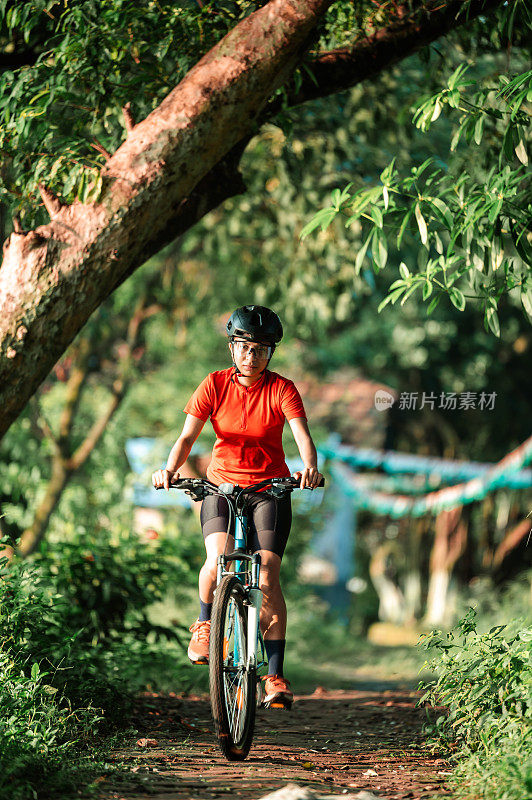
[189,532,233,664]
[198,494,233,614]
[199,531,234,606]
[189,495,233,663]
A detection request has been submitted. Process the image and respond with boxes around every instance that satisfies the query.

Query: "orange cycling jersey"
[183,367,306,486]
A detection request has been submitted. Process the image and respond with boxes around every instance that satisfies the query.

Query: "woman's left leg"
[250,494,292,684]
[257,550,286,641]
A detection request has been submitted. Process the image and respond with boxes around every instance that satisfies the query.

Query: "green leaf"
[485,306,500,337]
[344,189,380,226]
[450,126,463,152]
[397,207,414,249]
[423,280,433,300]
[300,208,337,239]
[502,126,514,161]
[430,198,453,230]
[331,182,353,210]
[448,63,468,91]
[401,283,421,305]
[371,206,383,228]
[77,170,87,202]
[415,203,428,245]
[427,295,441,315]
[355,230,372,275]
[302,62,319,88]
[449,287,466,311]
[380,157,396,185]
[431,99,442,123]
[521,288,532,320]
[515,137,528,166]
[399,262,410,280]
[382,186,389,211]
[413,158,434,180]
[389,286,407,304]
[373,228,388,270]
[491,239,504,271]
[377,294,394,313]
[31,662,40,680]
[474,115,484,146]
[488,197,503,225]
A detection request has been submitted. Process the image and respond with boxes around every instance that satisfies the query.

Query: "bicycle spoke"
[231,670,245,737]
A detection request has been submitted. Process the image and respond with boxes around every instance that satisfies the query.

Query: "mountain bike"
[158,475,324,761]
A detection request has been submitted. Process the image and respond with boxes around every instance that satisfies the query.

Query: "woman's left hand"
[293,467,323,490]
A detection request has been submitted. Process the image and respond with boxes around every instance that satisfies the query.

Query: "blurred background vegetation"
[0,1,530,798]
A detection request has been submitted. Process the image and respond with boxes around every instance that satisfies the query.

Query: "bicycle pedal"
[262,698,292,710]
[189,657,209,665]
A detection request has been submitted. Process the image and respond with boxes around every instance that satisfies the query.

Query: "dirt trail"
[98,685,452,800]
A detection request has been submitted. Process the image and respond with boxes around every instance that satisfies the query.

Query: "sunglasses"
[232,340,271,360]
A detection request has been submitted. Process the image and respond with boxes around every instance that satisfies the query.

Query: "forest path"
[97,684,452,800]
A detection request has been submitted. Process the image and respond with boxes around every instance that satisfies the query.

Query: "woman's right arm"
[151,414,206,491]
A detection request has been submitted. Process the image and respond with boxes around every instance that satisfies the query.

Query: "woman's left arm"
[288,417,323,489]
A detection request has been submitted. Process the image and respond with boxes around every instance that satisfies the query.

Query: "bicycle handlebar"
[154,475,324,501]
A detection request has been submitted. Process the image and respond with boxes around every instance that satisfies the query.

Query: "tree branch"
[68,378,126,471]
[68,294,148,471]
[58,338,91,445]
[492,518,532,567]
[16,458,69,557]
[273,0,505,111]
[0,0,506,440]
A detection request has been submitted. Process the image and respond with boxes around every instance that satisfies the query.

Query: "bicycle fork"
[246,555,262,669]
[216,550,263,670]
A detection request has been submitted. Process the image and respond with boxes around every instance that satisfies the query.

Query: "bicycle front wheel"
[209,574,256,760]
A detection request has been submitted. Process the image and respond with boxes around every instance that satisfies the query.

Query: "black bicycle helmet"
[226,305,283,346]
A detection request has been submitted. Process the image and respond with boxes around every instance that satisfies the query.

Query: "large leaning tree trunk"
[0,0,503,441]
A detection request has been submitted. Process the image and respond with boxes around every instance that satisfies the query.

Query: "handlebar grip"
[283,475,325,488]
[154,478,197,490]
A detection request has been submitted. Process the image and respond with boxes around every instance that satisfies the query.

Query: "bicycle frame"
[216,509,263,671]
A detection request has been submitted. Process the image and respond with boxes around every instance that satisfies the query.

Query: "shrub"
[0,522,198,799]
[419,606,532,800]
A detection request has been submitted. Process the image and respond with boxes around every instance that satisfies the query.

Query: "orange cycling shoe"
[262,675,294,709]
[188,619,210,664]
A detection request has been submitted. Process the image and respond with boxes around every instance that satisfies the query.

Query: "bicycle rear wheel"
[209,574,256,760]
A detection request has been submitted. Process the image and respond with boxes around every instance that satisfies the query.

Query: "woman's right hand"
[151,468,180,491]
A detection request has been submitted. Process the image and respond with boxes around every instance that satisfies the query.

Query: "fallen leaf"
[136,738,158,748]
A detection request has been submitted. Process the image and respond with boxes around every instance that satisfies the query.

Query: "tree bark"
[492,517,532,567]
[0,0,505,440]
[424,506,467,626]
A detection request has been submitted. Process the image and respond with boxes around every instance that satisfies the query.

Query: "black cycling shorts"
[200,492,292,559]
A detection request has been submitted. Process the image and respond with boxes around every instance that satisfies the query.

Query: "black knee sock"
[199,600,212,622]
[265,639,286,677]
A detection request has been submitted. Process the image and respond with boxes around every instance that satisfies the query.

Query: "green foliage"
[302,60,532,334]
[0,0,264,223]
[0,553,109,799]
[0,514,200,798]
[419,606,532,800]
[0,0,394,228]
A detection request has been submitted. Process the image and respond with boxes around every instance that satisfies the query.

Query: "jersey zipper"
[241,387,248,430]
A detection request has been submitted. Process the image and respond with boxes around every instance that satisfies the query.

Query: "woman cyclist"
[152,305,322,708]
